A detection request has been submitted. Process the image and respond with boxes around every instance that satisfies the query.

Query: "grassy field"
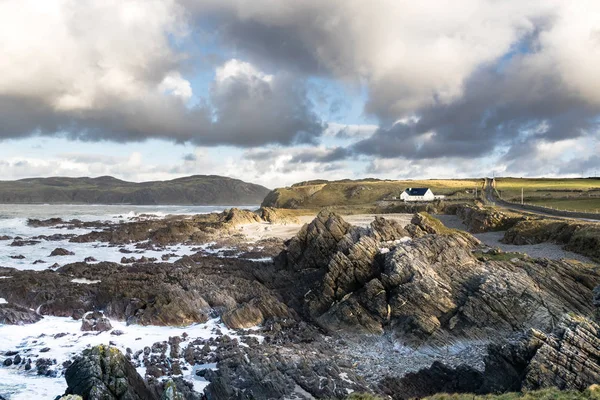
[494,178,600,212]
[527,198,600,212]
[262,179,485,209]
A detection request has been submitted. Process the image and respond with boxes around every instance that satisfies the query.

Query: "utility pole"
[521,187,524,205]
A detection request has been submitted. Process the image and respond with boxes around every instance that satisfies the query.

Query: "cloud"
[187,0,600,167]
[2,0,600,180]
[0,1,324,147]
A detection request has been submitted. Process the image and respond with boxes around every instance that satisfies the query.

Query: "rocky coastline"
[1,207,600,399]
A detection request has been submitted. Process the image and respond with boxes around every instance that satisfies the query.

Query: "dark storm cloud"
[244,146,349,164]
[353,61,600,160]
[182,153,197,161]
[288,147,351,164]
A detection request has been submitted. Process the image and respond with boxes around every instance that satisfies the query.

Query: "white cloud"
[0,0,187,111]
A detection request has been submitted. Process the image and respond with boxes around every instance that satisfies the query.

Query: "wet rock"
[13,354,21,364]
[36,358,56,376]
[84,257,97,262]
[10,255,25,259]
[72,309,86,320]
[33,259,46,264]
[10,239,41,247]
[50,248,75,256]
[0,235,12,240]
[81,311,113,332]
[3,358,12,366]
[0,303,43,325]
[65,345,158,400]
[27,218,64,227]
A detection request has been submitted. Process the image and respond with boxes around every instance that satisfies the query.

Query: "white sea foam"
[0,204,258,270]
[0,316,260,398]
[70,278,101,284]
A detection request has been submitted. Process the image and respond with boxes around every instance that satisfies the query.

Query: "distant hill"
[262,178,483,209]
[0,175,270,205]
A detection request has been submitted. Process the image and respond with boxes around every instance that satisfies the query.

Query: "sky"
[1,0,600,189]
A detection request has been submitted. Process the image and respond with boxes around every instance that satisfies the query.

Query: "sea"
[0,204,257,270]
[0,203,258,399]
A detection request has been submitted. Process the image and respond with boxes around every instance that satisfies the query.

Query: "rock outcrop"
[381,314,600,399]
[65,345,157,400]
[274,212,600,343]
[453,204,523,233]
[502,219,600,261]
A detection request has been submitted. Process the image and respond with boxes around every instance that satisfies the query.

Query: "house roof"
[404,187,430,196]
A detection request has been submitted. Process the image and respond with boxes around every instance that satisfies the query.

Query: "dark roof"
[405,187,430,196]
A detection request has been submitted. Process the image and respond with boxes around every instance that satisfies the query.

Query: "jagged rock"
[65,345,158,400]
[58,396,84,400]
[81,311,113,332]
[369,216,411,241]
[0,303,42,325]
[204,330,366,400]
[381,315,600,398]
[50,248,75,256]
[483,314,600,392]
[277,210,361,271]
[275,213,600,342]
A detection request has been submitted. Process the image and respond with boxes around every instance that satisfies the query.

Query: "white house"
[400,187,437,202]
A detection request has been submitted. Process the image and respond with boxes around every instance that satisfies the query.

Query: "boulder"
[81,311,113,332]
[50,248,75,256]
[0,303,42,325]
[65,345,157,400]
